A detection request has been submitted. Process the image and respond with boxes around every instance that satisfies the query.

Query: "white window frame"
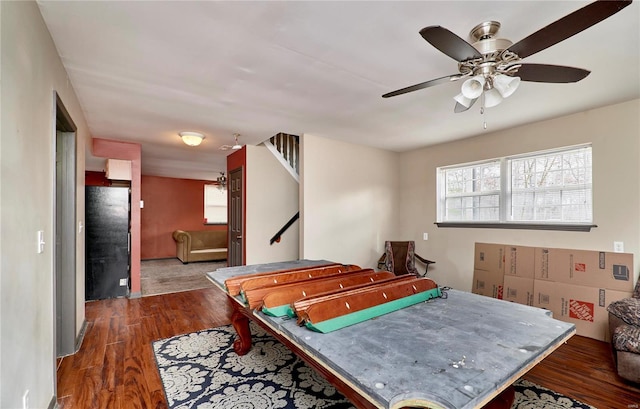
[436,144,594,231]
[204,184,227,224]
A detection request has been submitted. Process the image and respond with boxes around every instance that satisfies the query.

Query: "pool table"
[207,260,575,409]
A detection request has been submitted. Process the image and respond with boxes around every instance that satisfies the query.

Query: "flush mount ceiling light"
[232,133,242,150]
[179,131,204,147]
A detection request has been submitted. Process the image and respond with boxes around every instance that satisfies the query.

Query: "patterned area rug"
[152,324,597,409]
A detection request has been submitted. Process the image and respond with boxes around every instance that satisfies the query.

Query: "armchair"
[607,277,640,383]
[377,241,435,277]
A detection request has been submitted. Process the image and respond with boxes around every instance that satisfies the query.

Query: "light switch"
[37,230,45,254]
[423,233,429,241]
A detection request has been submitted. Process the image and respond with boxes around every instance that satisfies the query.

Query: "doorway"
[54,93,77,357]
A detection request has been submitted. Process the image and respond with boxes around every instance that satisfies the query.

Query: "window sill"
[435,222,597,232]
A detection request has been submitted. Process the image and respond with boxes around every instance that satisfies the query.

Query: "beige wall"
[245,145,299,264]
[300,134,400,268]
[1,2,88,407]
[400,99,640,291]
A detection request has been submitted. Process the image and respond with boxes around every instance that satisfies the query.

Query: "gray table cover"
[208,260,575,409]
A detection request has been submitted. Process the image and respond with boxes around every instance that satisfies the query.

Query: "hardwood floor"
[57,287,640,409]
[57,288,232,409]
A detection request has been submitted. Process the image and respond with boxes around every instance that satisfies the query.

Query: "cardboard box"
[533,280,631,341]
[472,269,504,299]
[474,243,505,273]
[534,247,633,292]
[503,275,534,306]
[505,245,535,278]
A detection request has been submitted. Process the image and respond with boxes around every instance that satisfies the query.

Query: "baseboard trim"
[58,319,88,359]
[129,291,142,299]
[141,257,179,261]
[74,319,88,353]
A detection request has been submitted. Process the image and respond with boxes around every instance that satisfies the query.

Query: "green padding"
[240,291,249,306]
[304,287,442,333]
[262,305,291,317]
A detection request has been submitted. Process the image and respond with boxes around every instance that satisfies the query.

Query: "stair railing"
[270,212,300,245]
[263,133,299,182]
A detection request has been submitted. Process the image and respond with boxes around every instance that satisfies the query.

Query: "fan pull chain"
[480,94,487,130]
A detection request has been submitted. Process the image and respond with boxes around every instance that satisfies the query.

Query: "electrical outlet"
[22,390,29,409]
[423,233,429,241]
[119,278,128,286]
[614,241,624,253]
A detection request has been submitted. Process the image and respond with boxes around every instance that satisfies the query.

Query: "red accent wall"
[141,175,227,260]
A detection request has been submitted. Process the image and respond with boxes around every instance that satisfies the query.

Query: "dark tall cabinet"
[85,186,130,300]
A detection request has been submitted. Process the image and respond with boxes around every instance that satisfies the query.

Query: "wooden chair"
[377,241,435,276]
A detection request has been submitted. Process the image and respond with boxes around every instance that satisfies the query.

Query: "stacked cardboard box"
[472,243,634,341]
[472,243,505,299]
[504,245,535,306]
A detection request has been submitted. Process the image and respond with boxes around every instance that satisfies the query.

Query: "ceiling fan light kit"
[382,0,632,114]
[454,93,474,109]
[483,87,504,108]
[217,172,227,190]
[232,133,242,150]
[493,74,521,98]
[179,131,205,146]
[461,75,486,99]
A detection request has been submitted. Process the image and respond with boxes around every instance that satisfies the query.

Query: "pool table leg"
[229,301,253,356]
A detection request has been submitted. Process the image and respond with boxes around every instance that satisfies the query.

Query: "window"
[437,145,593,230]
[204,184,227,224]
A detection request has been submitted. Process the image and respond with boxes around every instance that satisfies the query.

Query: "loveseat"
[172,230,227,263]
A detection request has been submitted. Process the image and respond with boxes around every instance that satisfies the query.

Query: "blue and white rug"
[152,324,596,409]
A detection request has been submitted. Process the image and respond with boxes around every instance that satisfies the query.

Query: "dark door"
[229,167,244,266]
[85,186,130,300]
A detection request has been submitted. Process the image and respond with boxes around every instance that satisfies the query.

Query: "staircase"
[262,132,300,246]
[263,132,299,182]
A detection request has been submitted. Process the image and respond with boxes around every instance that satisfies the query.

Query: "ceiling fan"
[382,0,632,113]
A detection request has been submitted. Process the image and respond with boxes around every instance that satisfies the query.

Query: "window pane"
[509,146,591,223]
[441,160,500,222]
[437,145,592,225]
[204,185,227,224]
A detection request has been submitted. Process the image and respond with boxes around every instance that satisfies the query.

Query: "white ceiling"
[37,1,640,181]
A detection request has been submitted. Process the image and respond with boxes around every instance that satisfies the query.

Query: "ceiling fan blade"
[508,0,633,59]
[454,98,477,113]
[419,26,483,62]
[512,63,591,83]
[382,74,462,98]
